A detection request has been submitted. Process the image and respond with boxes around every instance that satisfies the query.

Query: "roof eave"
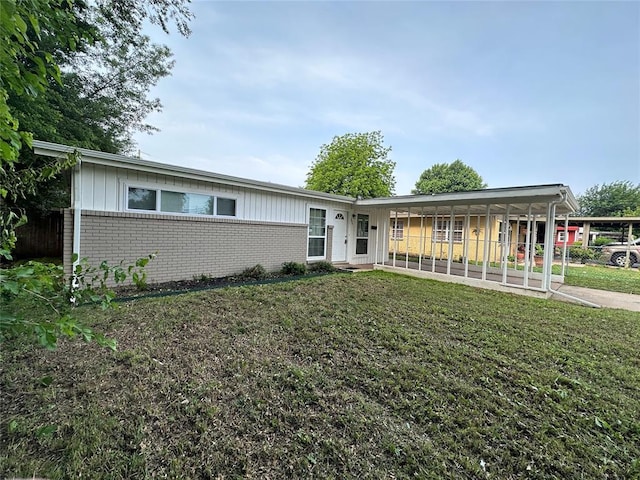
[32,140,355,204]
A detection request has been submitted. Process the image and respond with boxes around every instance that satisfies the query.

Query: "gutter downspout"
[72,157,82,291]
[546,191,600,308]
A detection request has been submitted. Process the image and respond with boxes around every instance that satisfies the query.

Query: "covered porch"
[358,184,579,298]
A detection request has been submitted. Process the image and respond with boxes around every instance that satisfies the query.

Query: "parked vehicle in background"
[601,237,640,267]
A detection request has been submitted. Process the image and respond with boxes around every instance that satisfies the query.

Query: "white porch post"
[501,204,511,285]
[542,202,557,291]
[418,207,424,271]
[482,205,491,281]
[514,216,521,269]
[431,207,438,273]
[463,206,471,278]
[393,210,398,267]
[561,215,569,277]
[446,206,455,275]
[374,212,380,265]
[405,207,411,269]
[523,205,533,288]
[474,215,481,266]
[380,216,387,265]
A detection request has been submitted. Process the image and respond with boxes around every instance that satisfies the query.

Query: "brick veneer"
[64,209,308,284]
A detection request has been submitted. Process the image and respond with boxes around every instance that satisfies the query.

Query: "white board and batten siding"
[79,163,353,226]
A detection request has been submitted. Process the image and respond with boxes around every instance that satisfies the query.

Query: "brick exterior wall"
[63,209,308,283]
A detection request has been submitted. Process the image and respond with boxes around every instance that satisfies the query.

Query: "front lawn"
[564,263,640,295]
[1,271,639,478]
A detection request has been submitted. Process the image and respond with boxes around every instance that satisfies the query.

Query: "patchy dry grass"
[1,271,639,479]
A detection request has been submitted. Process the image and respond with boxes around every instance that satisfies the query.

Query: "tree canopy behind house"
[577,181,640,217]
[412,159,487,195]
[2,0,191,220]
[305,131,396,199]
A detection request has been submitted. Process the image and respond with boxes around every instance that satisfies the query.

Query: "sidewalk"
[551,284,640,312]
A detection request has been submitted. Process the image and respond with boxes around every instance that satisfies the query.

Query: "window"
[308,208,326,258]
[161,191,213,215]
[128,188,157,211]
[557,231,566,242]
[217,197,236,216]
[126,186,236,217]
[391,219,404,240]
[356,214,369,254]
[433,219,463,242]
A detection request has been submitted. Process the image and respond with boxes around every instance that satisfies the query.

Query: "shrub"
[593,236,617,246]
[308,261,337,273]
[568,244,600,263]
[281,262,307,275]
[241,264,267,280]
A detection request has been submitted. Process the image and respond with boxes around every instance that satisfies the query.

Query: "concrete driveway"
[551,284,640,312]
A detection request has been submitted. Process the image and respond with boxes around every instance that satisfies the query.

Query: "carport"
[357,184,580,299]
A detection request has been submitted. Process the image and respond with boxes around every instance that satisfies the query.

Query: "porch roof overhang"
[356,184,578,216]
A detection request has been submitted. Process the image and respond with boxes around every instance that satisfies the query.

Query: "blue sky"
[133,1,640,197]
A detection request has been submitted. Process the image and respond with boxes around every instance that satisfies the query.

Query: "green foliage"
[413,159,486,194]
[577,181,640,217]
[1,253,155,350]
[305,131,395,198]
[567,243,600,263]
[281,262,307,276]
[592,236,616,246]
[308,261,337,273]
[241,264,268,280]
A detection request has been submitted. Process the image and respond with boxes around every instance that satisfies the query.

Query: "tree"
[412,159,487,195]
[305,131,395,198]
[0,0,190,350]
[1,0,191,251]
[577,181,640,217]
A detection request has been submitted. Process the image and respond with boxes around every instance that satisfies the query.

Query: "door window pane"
[128,187,157,210]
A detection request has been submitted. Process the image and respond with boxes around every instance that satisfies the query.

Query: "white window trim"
[391,219,404,240]
[434,218,464,243]
[122,182,240,218]
[307,205,327,260]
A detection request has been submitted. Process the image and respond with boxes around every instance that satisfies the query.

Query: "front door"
[332,210,348,262]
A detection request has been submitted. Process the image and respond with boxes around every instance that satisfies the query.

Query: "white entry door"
[331,210,348,262]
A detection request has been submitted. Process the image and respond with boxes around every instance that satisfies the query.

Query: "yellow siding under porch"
[388,215,525,263]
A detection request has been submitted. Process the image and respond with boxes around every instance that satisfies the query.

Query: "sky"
[133,1,640,197]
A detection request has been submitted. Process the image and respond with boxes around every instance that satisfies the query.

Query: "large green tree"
[305,131,395,198]
[412,159,486,195]
[2,0,188,229]
[0,0,190,350]
[577,181,640,217]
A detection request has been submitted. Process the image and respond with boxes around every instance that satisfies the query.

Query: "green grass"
[1,271,639,479]
[565,264,640,295]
